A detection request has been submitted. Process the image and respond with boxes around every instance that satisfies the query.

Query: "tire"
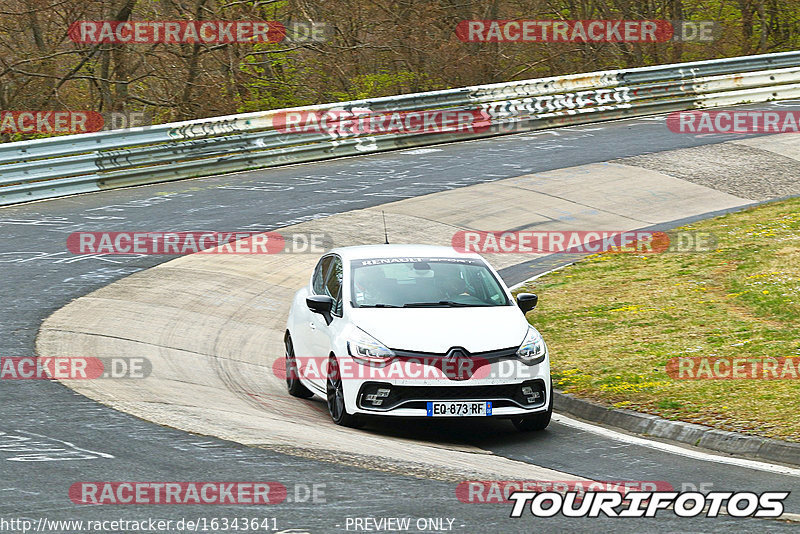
[285,335,314,399]
[511,379,553,432]
[326,356,363,428]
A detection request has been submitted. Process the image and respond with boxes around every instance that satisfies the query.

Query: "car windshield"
[350,256,510,308]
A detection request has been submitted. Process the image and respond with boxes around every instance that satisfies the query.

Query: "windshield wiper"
[402,300,482,308]
[358,303,402,308]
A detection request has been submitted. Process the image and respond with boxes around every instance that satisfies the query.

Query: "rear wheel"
[285,335,313,398]
[511,379,553,432]
[326,356,362,428]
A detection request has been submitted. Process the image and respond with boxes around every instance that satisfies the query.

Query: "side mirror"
[516,293,538,313]
[307,295,334,324]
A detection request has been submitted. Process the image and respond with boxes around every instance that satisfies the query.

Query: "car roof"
[328,244,484,262]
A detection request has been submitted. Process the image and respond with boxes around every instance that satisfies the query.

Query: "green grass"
[517,197,800,442]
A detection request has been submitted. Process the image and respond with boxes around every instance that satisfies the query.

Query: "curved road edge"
[553,390,800,467]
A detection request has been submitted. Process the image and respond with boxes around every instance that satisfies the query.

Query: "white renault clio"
[284,244,551,431]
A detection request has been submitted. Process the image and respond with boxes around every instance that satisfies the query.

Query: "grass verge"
[517,197,800,442]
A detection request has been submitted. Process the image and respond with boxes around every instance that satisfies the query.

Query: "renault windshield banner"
[352,257,485,267]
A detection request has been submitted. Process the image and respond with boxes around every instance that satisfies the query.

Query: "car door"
[291,256,329,386]
[307,254,342,390]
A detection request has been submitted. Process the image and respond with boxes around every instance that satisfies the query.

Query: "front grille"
[356,379,546,411]
[391,346,519,361]
[389,346,520,380]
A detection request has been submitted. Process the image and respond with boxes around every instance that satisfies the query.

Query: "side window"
[313,256,332,295]
[324,256,344,316]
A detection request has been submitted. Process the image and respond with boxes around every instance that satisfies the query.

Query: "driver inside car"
[353,267,389,306]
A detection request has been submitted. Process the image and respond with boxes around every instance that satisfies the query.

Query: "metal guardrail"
[3,50,800,206]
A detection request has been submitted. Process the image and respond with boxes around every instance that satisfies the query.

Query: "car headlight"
[347,328,395,365]
[517,326,547,365]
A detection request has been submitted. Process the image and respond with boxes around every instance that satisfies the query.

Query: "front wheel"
[511,379,553,432]
[326,356,363,428]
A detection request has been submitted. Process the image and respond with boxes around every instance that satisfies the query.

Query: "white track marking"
[399,148,442,154]
[552,414,800,478]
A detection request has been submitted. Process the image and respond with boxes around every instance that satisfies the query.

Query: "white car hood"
[349,305,530,354]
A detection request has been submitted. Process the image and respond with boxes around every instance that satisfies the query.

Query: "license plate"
[426,401,492,417]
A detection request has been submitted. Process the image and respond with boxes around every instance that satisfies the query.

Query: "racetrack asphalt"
[2,102,800,533]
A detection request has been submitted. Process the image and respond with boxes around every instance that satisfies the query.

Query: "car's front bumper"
[341,354,551,417]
